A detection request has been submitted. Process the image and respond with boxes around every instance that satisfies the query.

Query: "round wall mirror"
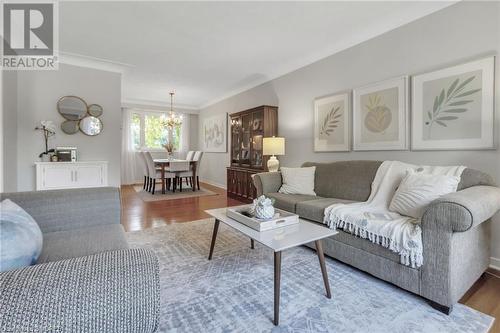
[88,104,103,117]
[57,96,88,120]
[80,116,103,136]
[61,120,80,134]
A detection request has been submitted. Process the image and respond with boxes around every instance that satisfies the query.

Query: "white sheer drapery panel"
[121,108,141,184]
[178,114,190,158]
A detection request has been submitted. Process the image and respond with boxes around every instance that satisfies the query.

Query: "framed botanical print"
[314,91,350,152]
[412,56,495,150]
[353,76,409,150]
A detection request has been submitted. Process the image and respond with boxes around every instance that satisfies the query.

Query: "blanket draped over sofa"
[323,161,465,268]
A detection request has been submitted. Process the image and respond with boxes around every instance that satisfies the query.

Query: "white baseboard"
[201,179,227,190]
[490,257,500,271]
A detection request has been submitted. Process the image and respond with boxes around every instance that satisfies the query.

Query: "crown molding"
[59,51,134,74]
[122,98,199,114]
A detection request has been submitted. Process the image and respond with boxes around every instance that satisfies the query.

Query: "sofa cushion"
[38,224,128,264]
[296,198,357,223]
[266,192,320,213]
[333,229,403,265]
[302,160,382,201]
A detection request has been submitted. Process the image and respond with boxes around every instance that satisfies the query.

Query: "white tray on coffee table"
[226,204,299,231]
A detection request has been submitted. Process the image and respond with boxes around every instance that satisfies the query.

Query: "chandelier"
[163,91,182,128]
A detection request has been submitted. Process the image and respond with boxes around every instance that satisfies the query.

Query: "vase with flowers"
[35,121,56,161]
[162,142,175,160]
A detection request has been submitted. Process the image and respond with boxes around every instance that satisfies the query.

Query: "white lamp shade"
[263,137,285,156]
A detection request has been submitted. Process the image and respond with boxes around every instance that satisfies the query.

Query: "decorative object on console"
[56,146,77,162]
[279,166,316,196]
[412,56,495,150]
[227,105,278,202]
[353,76,409,151]
[202,113,227,152]
[0,199,43,272]
[263,136,285,172]
[314,91,351,152]
[35,121,56,161]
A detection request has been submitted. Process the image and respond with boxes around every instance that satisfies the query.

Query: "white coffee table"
[205,207,338,326]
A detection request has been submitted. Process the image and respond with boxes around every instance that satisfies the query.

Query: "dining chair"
[193,151,203,190]
[138,151,149,190]
[186,151,195,161]
[167,160,190,192]
[144,152,176,194]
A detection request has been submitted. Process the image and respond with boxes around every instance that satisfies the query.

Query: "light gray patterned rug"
[126,219,494,333]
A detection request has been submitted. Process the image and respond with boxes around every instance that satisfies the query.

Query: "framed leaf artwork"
[314,91,350,152]
[353,76,409,151]
[412,56,495,150]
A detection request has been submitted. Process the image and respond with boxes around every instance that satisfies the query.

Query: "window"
[131,111,182,151]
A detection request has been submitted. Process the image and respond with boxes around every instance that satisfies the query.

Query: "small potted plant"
[35,121,56,161]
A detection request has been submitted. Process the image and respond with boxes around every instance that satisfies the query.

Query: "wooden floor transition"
[121,184,500,332]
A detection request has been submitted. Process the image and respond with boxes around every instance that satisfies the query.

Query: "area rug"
[126,219,494,333]
[133,185,218,202]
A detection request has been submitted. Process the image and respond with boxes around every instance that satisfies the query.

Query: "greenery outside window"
[131,111,181,151]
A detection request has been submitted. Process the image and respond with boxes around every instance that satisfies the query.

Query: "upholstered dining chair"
[138,151,149,190]
[186,151,195,161]
[144,152,176,194]
[177,151,203,191]
[167,160,190,192]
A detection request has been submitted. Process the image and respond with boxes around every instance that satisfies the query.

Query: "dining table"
[153,159,198,194]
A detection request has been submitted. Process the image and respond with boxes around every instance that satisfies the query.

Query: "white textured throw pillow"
[389,170,460,219]
[279,166,316,196]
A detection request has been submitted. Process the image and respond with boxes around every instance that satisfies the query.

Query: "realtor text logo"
[2,2,58,70]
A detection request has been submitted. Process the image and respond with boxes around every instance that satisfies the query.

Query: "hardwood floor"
[121,184,500,331]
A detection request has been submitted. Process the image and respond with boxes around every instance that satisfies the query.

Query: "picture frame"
[314,91,351,152]
[353,76,409,151]
[411,56,495,150]
[202,113,227,152]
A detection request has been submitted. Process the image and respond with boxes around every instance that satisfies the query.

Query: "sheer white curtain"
[121,108,140,184]
[178,113,190,158]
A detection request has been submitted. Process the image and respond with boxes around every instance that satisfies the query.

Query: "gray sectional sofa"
[0,187,160,332]
[253,160,500,313]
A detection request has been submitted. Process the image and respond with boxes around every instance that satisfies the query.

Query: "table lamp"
[263,136,285,172]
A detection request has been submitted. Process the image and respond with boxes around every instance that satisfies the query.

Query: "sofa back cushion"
[301,160,493,202]
[302,160,382,201]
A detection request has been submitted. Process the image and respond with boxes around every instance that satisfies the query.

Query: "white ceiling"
[59,1,455,109]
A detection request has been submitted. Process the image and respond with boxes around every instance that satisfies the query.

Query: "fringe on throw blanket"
[326,215,423,268]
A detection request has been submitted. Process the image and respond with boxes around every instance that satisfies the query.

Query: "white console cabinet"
[35,161,108,191]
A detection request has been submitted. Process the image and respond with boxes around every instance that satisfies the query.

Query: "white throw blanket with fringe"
[323,161,465,268]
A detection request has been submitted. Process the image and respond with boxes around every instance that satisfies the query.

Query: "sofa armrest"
[423,185,500,232]
[252,172,282,197]
[0,187,121,233]
[0,248,160,333]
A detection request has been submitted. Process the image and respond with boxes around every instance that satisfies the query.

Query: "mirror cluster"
[57,96,103,136]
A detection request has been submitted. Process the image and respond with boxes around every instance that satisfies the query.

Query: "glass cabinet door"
[251,111,264,168]
[241,114,252,166]
[231,117,241,165]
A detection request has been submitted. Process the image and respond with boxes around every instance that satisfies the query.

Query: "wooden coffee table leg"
[250,239,254,249]
[274,251,281,326]
[315,240,332,298]
[208,219,220,260]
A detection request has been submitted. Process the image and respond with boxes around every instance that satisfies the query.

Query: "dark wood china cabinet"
[227,105,278,202]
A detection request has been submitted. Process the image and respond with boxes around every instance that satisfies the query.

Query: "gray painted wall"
[10,63,122,191]
[199,2,500,263]
[2,71,18,192]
